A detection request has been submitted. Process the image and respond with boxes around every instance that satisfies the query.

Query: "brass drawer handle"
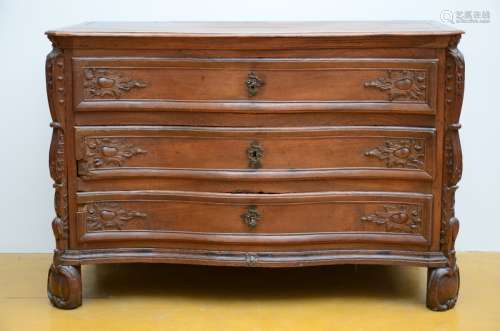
[247,140,263,169]
[241,205,260,228]
[245,72,264,97]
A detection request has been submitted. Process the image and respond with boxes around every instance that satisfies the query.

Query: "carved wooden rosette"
[46,48,68,251]
[427,35,464,311]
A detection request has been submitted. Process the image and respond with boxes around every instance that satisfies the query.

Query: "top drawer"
[73,58,437,114]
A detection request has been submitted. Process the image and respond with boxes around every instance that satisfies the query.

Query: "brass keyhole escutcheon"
[247,140,263,169]
[245,72,264,97]
[241,205,261,229]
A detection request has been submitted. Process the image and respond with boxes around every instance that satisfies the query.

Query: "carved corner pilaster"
[46,48,68,251]
[427,34,464,312]
[441,35,464,266]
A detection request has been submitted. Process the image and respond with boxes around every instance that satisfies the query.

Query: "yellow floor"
[0,252,498,331]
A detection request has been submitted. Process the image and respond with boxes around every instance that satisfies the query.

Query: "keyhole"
[247,141,263,169]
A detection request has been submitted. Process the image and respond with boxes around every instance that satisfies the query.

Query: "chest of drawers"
[45,21,464,310]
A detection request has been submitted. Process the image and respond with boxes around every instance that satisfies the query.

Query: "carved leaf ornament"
[83,68,147,98]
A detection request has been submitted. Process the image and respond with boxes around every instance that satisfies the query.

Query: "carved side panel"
[46,48,68,251]
[441,35,464,267]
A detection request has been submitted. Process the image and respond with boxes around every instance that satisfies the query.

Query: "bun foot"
[47,264,82,309]
[426,265,459,311]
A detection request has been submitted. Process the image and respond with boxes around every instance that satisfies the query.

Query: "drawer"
[75,126,435,179]
[73,58,437,114]
[76,191,432,247]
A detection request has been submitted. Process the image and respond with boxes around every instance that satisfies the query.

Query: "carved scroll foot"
[47,264,82,309]
[426,265,460,311]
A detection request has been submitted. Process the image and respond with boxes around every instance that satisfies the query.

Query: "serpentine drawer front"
[75,126,435,176]
[76,191,433,247]
[45,21,464,311]
[73,58,437,107]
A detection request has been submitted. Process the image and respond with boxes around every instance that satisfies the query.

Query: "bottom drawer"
[76,191,432,248]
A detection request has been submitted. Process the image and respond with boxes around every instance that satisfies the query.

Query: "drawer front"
[75,126,435,179]
[73,58,437,113]
[76,191,432,247]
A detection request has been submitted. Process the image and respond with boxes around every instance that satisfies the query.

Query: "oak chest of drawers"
[45,21,464,310]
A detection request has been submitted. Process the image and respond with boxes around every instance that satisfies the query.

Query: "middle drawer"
[75,126,434,180]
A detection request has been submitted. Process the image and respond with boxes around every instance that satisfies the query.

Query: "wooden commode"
[45,21,464,310]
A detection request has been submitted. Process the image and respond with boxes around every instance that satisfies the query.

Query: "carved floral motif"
[86,202,147,231]
[364,70,427,101]
[79,138,147,174]
[83,68,148,98]
[364,139,425,169]
[360,205,422,233]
